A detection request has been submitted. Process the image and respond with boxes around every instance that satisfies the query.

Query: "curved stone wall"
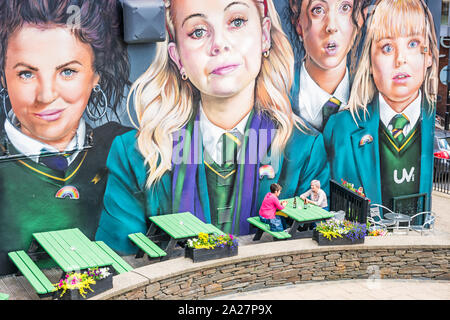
[93,235,450,300]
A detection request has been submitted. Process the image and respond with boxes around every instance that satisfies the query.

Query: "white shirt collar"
[199,103,250,165]
[4,115,86,164]
[298,61,349,128]
[379,91,421,136]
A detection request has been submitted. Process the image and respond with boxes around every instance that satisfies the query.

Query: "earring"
[181,73,188,81]
[0,88,9,120]
[86,84,108,121]
[263,50,270,58]
[298,35,303,42]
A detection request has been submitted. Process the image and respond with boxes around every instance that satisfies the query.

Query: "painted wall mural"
[0,0,440,275]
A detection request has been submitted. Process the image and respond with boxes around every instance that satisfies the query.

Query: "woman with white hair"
[300,179,328,209]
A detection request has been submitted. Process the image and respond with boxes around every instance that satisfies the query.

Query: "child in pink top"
[259,184,288,232]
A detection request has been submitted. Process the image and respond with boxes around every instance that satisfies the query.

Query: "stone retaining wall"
[93,237,450,300]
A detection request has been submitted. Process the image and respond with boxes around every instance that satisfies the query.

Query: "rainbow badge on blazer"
[359,134,374,147]
[259,164,275,180]
[55,186,80,200]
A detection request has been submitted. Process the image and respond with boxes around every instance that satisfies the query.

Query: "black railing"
[329,180,369,224]
[433,157,450,194]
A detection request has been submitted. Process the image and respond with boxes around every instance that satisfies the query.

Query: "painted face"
[371,34,432,110]
[4,25,99,150]
[168,0,271,99]
[297,0,355,71]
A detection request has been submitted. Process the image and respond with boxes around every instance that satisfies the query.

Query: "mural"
[0,0,130,275]
[0,0,440,275]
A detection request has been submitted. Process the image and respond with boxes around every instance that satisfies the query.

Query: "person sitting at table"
[259,183,288,232]
[300,180,328,210]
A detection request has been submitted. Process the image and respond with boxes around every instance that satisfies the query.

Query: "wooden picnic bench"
[128,233,167,259]
[8,250,56,297]
[143,212,228,260]
[281,197,334,238]
[28,228,114,274]
[94,241,133,274]
[247,216,292,241]
[8,228,134,298]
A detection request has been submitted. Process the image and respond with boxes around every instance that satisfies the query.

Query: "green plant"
[187,232,238,249]
[316,219,366,242]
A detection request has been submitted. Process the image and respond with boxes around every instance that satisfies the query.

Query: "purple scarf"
[171,109,275,235]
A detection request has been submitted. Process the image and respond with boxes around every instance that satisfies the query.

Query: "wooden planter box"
[185,246,238,263]
[313,229,365,246]
[58,275,113,300]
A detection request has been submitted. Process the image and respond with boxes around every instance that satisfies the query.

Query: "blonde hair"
[128,0,300,188]
[348,0,438,121]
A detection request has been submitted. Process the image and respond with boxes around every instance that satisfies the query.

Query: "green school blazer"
[323,95,435,214]
[96,116,330,255]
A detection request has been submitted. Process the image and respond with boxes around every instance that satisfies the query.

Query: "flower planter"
[185,246,238,263]
[313,229,365,246]
[58,275,113,300]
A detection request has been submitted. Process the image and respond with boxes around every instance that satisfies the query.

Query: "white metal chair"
[409,211,436,235]
[369,204,396,229]
[367,216,388,234]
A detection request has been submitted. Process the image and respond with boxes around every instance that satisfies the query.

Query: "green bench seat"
[0,293,9,300]
[128,233,167,258]
[94,241,133,274]
[8,251,56,295]
[247,216,292,240]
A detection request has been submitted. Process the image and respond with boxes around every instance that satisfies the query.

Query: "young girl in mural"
[96,0,330,255]
[0,0,130,275]
[287,0,367,132]
[323,0,438,215]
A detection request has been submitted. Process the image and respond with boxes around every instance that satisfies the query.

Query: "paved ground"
[212,279,450,300]
[209,190,450,300]
[1,191,449,300]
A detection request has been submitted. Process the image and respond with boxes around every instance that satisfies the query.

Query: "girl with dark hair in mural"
[323,0,439,216]
[287,0,368,132]
[96,0,330,255]
[0,0,130,275]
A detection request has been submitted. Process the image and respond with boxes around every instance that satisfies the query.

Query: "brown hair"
[0,0,130,117]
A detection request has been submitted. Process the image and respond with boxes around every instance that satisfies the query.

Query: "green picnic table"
[280,197,334,238]
[28,228,114,274]
[146,212,224,259]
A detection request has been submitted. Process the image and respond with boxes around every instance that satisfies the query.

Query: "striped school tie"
[221,130,242,167]
[322,97,341,130]
[389,114,410,145]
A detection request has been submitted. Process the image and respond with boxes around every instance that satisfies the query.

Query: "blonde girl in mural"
[323,0,438,215]
[96,0,330,254]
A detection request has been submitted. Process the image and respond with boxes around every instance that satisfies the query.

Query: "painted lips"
[211,64,240,76]
[324,41,338,55]
[35,109,64,121]
[393,73,410,84]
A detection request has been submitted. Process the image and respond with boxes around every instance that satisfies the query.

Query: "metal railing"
[433,157,450,194]
[329,180,369,224]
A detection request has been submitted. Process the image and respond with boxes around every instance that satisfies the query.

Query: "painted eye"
[340,3,352,13]
[382,44,394,54]
[231,18,246,28]
[61,69,76,78]
[311,6,325,16]
[189,28,207,39]
[19,71,34,80]
[408,40,419,48]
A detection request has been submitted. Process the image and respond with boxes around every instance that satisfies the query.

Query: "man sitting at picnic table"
[300,180,328,210]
